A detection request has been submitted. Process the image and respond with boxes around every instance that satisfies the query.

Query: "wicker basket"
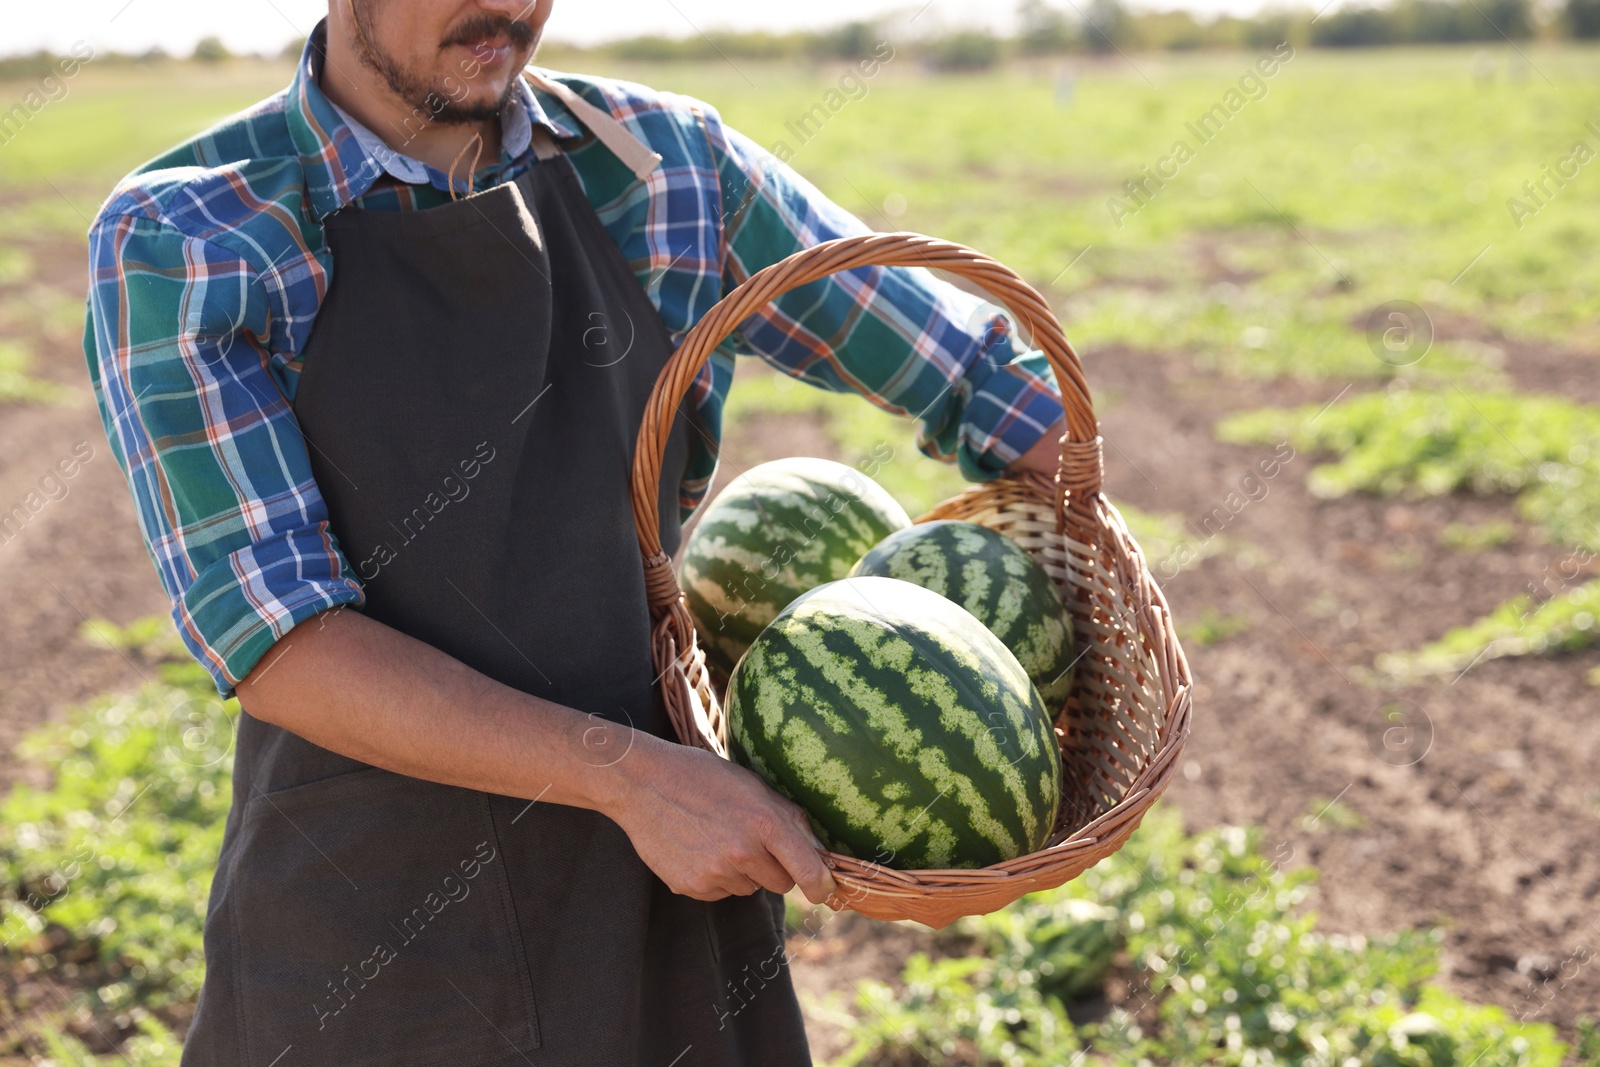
[630,232,1192,930]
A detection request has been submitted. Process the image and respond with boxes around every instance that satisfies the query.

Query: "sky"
[7,0,1286,59]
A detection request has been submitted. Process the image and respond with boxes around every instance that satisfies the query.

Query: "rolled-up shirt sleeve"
[85,208,364,695]
[705,109,1065,481]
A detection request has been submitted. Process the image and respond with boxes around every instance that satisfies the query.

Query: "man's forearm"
[235,606,838,904]
[1006,416,1068,478]
[236,607,634,814]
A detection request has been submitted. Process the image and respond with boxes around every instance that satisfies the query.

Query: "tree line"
[1,0,1595,80]
[1016,0,1593,52]
[580,0,1593,63]
[600,0,1592,62]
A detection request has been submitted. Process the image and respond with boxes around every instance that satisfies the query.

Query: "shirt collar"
[287,20,579,220]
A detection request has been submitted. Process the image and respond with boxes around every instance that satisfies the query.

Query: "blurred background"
[1,0,1598,1063]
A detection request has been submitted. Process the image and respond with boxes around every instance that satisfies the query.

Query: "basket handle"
[631,231,1101,619]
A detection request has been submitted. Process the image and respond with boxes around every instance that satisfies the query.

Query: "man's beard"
[349,3,535,124]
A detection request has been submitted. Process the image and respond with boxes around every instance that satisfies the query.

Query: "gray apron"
[180,123,811,1066]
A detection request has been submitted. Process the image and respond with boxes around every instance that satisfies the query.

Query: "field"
[2,43,1599,1064]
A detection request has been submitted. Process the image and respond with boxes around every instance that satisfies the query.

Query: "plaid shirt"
[84,25,1064,696]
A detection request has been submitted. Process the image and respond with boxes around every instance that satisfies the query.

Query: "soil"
[1083,343,1600,1043]
[0,230,172,795]
[3,225,1598,1059]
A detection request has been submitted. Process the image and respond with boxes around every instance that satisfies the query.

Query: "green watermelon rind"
[727,576,1063,872]
[680,458,911,674]
[851,520,1079,707]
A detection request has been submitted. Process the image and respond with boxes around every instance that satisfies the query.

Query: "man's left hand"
[1005,418,1067,479]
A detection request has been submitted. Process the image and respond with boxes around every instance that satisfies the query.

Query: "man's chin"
[431,85,520,125]
[427,103,498,125]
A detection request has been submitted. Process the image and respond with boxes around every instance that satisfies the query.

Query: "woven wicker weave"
[630,232,1192,929]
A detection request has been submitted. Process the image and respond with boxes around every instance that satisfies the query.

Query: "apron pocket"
[233,767,539,1067]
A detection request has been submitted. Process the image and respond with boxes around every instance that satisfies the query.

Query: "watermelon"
[680,458,911,675]
[850,520,1079,707]
[726,576,1063,871]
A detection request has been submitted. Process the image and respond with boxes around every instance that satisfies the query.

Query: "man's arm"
[87,204,834,907]
[85,209,366,690]
[1006,418,1069,478]
[704,112,1067,482]
[238,609,836,903]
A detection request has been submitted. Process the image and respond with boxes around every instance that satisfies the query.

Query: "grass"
[1,285,95,347]
[722,363,1214,580]
[630,46,1600,373]
[1439,519,1518,551]
[1379,579,1600,678]
[0,341,68,404]
[5,45,1600,1063]
[9,48,1600,364]
[1220,387,1600,674]
[28,1018,182,1067]
[823,807,1582,1067]
[0,197,101,242]
[0,61,296,241]
[1301,795,1367,832]
[1218,388,1600,540]
[0,247,32,285]
[1179,607,1253,646]
[721,361,971,517]
[0,621,227,1051]
[1060,285,1503,383]
[5,622,1588,1066]
[0,63,294,192]
[1121,500,1235,581]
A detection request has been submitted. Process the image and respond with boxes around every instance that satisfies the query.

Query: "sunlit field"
[1,46,1598,1064]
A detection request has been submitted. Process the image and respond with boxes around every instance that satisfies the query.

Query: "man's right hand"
[603,735,839,906]
[240,608,839,909]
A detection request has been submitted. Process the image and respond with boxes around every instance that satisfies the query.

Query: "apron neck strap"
[523,69,663,182]
[529,125,563,163]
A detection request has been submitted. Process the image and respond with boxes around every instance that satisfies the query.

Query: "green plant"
[1222,388,1600,673]
[1180,607,1253,646]
[1219,389,1600,550]
[1439,519,1517,552]
[190,36,230,63]
[0,247,34,285]
[1574,1015,1600,1062]
[720,363,970,516]
[959,894,1120,1004]
[1120,500,1229,577]
[835,953,1080,1067]
[78,615,189,661]
[1380,579,1600,677]
[1300,794,1367,832]
[925,32,1004,72]
[29,1015,181,1066]
[0,340,68,404]
[0,619,231,1021]
[829,806,1572,1067]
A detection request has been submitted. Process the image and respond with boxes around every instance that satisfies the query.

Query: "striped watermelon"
[680,458,911,675]
[726,576,1063,871]
[850,520,1079,707]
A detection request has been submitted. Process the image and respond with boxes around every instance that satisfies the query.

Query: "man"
[84,2,1067,1063]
